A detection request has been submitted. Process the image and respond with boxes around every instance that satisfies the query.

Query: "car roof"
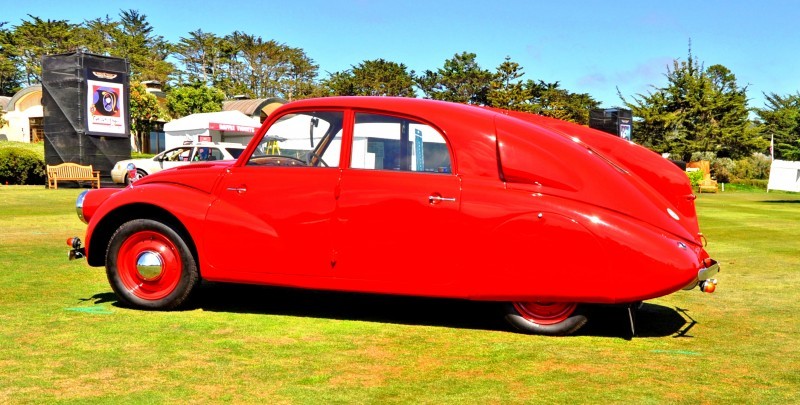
[282,96,496,122]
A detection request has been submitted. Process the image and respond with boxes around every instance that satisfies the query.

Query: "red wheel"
[505,301,587,336]
[512,302,578,325]
[106,219,198,309]
[116,230,182,300]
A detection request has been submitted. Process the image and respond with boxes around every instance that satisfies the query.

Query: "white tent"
[767,160,800,192]
[164,110,261,149]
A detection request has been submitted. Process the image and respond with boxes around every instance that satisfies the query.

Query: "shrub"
[732,153,771,181]
[711,158,734,183]
[686,170,704,187]
[749,153,772,180]
[0,147,46,185]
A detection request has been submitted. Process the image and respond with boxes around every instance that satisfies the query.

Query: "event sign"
[85,70,127,137]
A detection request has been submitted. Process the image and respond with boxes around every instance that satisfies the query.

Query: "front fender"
[85,184,215,268]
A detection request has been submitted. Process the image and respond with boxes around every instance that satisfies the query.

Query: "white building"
[0,85,43,143]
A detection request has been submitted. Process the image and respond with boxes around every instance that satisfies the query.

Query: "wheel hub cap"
[513,302,577,325]
[136,250,164,280]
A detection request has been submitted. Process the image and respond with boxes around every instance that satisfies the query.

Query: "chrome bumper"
[682,258,720,291]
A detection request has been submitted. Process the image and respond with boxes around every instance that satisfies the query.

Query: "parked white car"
[110,142,247,184]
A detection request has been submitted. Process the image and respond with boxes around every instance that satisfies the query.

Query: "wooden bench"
[698,177,719,193]
[47,163,101,189]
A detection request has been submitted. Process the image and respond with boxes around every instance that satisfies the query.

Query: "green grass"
[1,185,799,403]
[131,152,155,159]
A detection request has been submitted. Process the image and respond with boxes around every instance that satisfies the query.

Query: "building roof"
[0,96,10,112]
[222,97,287,122]
[5,84,42,112]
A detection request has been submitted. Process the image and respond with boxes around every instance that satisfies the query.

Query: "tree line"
[1,11,798,162]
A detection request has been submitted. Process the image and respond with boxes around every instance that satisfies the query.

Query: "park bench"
[698,177,719,193]
[46,163,101,189]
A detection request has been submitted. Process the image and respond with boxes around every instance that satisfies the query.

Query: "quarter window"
[350,113,451,173]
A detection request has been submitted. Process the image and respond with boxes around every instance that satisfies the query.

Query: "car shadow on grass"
[187,283,688,339]
[84,285,692,339]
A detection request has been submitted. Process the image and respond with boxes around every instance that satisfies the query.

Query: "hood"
[134,161,233,194]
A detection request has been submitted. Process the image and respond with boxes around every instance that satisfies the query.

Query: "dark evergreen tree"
[9,16,79,85]
[323,59,415,97]
[756,92,800,160]
[620,48,765,159]
[112,10,174,84]
[416,52,491,105]
[0,22,22,96]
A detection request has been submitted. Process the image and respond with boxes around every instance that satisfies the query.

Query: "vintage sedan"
[67,97,719,336]
[109,142,247,184]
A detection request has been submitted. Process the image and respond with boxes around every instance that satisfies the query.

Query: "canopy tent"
[164,110,261,149]
[767,160,800,192]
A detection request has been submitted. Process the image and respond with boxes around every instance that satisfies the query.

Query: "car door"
[334,112,462,292]
[203,111,345,278]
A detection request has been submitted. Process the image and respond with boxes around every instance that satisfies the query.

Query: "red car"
[68,97,719,336]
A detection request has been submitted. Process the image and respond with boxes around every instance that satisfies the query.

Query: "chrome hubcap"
[136,251,164,280]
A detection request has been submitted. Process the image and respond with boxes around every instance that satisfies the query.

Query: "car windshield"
[248,111,344,167]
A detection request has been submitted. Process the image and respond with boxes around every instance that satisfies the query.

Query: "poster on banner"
[85,70,127,136]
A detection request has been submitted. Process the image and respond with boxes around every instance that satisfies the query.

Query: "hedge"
[0,146,46,185]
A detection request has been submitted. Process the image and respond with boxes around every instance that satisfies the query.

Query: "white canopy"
[767,160,800,192]
[164,111,261,149]
[164,110,260,132]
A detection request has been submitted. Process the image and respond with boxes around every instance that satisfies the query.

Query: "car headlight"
[76,190,88,224]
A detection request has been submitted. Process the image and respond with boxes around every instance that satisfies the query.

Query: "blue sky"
[3,0,798,108]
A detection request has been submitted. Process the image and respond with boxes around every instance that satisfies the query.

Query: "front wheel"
[125,169,147,185]
[106,219,199,310]
[504,302,587,336]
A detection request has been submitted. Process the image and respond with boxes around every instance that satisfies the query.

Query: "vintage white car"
[110,142,246,184]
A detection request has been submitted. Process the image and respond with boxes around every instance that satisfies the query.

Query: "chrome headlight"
[76,190,88,224]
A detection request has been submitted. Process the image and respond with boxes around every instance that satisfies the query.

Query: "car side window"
[206,148,225,160]
[351,113,452,173]
[163,147,193,162]
[248,111,343,168]
[227,148,245,159]
[193,147,215,161]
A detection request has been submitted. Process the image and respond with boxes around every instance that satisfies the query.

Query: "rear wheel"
[106,219,198,310]
[504,302,587,336]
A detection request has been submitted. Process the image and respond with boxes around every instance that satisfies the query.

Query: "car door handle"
[227,186,247,195]
[428,195,456,204]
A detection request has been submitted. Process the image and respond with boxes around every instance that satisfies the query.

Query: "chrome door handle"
[428,195,456,204]
[227,186,247,195]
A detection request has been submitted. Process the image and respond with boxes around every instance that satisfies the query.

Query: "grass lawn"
[1,185,798,403]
